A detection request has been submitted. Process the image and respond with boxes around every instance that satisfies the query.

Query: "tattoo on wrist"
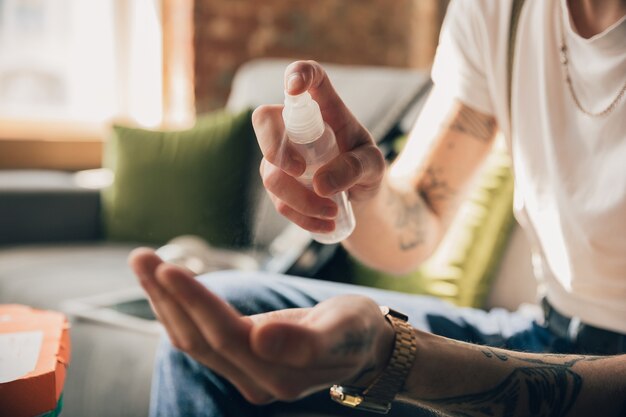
[386,187,426,251]
[331,328,375,357]
[448,105,496,143]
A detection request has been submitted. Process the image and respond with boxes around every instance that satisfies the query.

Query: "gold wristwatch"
[329,306,417,414]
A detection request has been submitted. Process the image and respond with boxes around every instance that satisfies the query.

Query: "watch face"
[379,306,408,322]
[329,385,363,407]
[329,385,391,414]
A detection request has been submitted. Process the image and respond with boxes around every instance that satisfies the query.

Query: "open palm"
[129,248,394,404]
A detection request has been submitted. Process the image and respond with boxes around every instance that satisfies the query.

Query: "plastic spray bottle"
[282,91,356,244]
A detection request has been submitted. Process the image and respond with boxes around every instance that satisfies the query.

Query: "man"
[130,0,626,415]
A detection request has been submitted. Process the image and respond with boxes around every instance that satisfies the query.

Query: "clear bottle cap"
[282,91,325,144]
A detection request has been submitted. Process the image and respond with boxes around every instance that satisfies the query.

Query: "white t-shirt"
[431,0,626,333]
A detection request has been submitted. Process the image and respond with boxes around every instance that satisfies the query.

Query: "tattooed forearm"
[427,366,581,417]
[448,104,497,143]
[386,187,426,251]
[480,348,611,367]
[424,350,615,417]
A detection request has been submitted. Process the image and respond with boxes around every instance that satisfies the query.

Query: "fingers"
[151,264,213,353]
[284,61,348,131]
[267,192,335,233]
[249,318,360,401]
[132,251,351,404]
[130,251,245,386]
[149,267,271,403]
[130,250,217,363]
[248,308,309,326]
[148,263,273,404]
[153,267,290,404]
[154,265,252,353]
[261,159,336,233]
[284,61,342,108]
[253,60,381,211]
[128,248,166,320]
[245,296,393,397]
[251,295,381,370]
[313,145,385,199]
[128,247,162,285]
[252,105,305,177]
[261,159,338,218]
[148,265,388,402]
[154,268,346,394]
[251,320,320,367]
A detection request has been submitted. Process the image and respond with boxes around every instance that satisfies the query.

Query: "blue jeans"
[150,271,568,417]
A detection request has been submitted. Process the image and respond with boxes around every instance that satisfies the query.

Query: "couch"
[0,59,537,417]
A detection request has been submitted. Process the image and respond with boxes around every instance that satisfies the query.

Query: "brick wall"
[189,0,448,113]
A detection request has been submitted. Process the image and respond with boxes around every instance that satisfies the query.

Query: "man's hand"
[129,248,395,404]
[252,60,385,234]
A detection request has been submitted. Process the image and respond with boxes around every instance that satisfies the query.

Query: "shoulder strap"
[508,0,526,120]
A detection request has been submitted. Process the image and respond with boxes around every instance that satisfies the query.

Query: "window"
[0,0,163,127]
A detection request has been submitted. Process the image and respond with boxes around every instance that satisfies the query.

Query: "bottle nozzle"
[283,91,325,144]
[284,91,308,106]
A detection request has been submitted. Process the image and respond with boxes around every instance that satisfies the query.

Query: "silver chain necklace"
[558,2,626,117]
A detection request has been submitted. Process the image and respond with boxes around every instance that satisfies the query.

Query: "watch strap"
[330,307,417,413]
[362,308,417,405]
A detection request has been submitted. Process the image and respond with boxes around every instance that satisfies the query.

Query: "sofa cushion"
[102,109,260,248]
[0,170,101,245]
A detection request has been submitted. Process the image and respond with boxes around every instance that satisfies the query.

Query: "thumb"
[251,321,321,368]
[284,60,373,152]
[284,60,340,107]
[313,145,385,197]
[284,61,353,133]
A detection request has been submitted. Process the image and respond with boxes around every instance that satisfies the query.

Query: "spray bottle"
[282,91,356,244]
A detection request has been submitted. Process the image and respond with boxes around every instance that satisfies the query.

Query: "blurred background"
[0,3,539,417]
[0,0,448,171]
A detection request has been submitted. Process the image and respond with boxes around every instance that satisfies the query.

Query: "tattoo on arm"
[481,347,509,362]
[430,366,581,417]
[417,167,457,212]
[386,187,426,251]
[448,105,497,143]
[329,329,379,387]
[330,328,375,356]
[424,349,612,417]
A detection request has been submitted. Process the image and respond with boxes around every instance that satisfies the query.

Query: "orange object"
[0,305,71,417]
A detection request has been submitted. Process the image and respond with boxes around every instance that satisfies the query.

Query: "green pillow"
[102,109,259,248]
[351,137,515,308]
